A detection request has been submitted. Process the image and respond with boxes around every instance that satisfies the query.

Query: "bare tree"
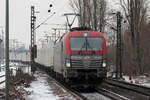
[97,0,106,32]
[70,0,107,32]
[120,0,149,74]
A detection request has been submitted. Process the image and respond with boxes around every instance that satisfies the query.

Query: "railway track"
[96,88,130,100]
[36,63,150,100]
[105,79,150,96]
[98,79,150,100]
[52,78,89,100]
[47,77,120,100]
[48,74,116,100]
[39,68,89,100]
[37,65,112,100]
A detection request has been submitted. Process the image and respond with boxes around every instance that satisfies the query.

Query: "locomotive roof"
[69,31,104,35]
[57,27,104,42]
[62,31,105,39]
[70,27,92,31]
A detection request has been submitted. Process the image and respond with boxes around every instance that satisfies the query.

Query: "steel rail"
[104,79,150,97]
[96,88,130,100]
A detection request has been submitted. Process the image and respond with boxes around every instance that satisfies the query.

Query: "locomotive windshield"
[70,37,103,51]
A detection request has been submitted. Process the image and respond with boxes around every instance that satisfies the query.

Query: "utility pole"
[52,28,67,42]
[11,39,17,62]
[44,32,54,41]
[53,28,57,42]
[116,11,123,79]
[0,38,2,72]
[30,5,54,73]
[2,30,4,63]
[39,39,45,48]
[44,34,52,43]
[31,6,37,74]
[0,28,4,72]
[5,0,10,99]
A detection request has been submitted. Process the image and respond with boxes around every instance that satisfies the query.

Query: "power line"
[34,12,56,31]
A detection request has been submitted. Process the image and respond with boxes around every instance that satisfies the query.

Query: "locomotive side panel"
[54,42,63,74]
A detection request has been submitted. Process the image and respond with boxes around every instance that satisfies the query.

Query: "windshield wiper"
[78,41,86,55]
[86,41,96,55]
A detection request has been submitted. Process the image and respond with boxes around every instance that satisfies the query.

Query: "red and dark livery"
[53,27,107,87]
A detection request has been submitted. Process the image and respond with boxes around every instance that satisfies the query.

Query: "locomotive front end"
[63,31,107,85]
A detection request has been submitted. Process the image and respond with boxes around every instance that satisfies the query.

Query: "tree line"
[70,0,107,32]
[70,0,150,76]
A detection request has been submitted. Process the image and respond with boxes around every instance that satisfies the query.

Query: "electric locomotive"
[53,27,107,87]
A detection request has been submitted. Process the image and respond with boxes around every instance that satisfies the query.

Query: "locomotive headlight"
[84,33,88,37]
[66,63,71,67]
[102,63,106,67]
[66,59,71,67]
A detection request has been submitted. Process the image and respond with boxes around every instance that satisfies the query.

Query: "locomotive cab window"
[70,37,103,51]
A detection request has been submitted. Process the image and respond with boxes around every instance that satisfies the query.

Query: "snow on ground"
[24,72,60,100]
[0,82,5,89]
[123,75,150,87]
[142,83,150,87]
[0,71,5,89]
[107,72,150,88]
[122,76,130,82]
[24,71,80,100]
[0,71,5,76]
[0,62,21,89]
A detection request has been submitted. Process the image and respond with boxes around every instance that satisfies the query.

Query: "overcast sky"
[0,0,119,49]
[0,0,76,48]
